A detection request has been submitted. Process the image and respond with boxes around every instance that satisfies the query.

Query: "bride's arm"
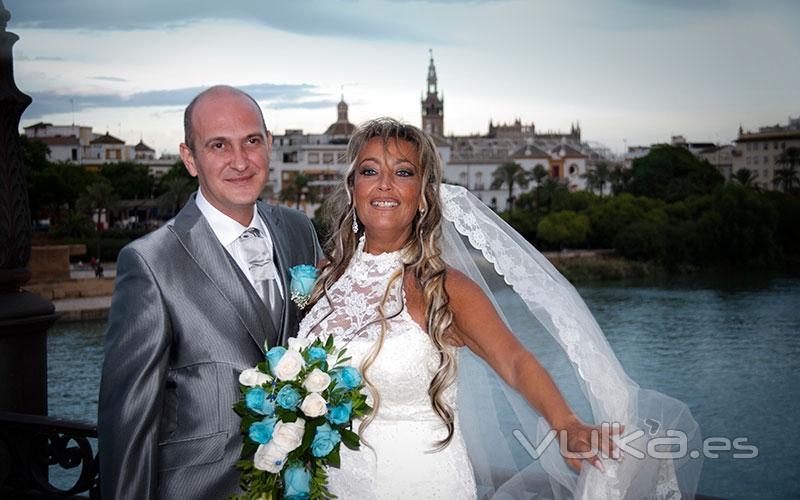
[444,267,622,472]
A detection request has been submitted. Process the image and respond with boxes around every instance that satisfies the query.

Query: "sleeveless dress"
[296,238,478,499]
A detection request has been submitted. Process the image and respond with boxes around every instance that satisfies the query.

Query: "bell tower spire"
[421,49,444,137]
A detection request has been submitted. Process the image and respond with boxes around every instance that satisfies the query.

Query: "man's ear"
[179,143,199,177]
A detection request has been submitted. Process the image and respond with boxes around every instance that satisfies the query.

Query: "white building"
[23,122,177,177]
[733,117,800,189]
[267,53,611,214]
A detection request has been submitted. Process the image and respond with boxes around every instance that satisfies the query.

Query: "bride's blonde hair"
[308,117,457,449]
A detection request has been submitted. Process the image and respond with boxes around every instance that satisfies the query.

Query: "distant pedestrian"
[94,264,104,278]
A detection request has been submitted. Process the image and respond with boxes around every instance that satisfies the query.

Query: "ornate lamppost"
[0,0,58,415]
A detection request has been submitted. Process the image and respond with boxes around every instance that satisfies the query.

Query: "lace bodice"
[298,236,411,343]
[296,238,476,499]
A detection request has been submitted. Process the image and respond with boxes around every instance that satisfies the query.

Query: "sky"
[5,0,799,156]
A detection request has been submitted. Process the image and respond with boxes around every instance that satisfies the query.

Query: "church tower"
[421,49,444,136]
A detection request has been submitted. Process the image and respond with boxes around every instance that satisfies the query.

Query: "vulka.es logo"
[512,421,758,461]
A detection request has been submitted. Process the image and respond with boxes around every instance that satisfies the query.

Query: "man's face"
[180,91,271,225]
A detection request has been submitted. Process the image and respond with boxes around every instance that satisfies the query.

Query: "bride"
[296,118,702,499]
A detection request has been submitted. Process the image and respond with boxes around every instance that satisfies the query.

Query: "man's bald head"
[183,85,267,151]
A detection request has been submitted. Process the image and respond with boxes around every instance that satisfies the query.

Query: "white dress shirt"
[195,188,284,299]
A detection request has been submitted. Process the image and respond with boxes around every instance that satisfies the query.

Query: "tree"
[733,168,755,187]
[774,147,800,193]
[157,177,195,217]
[491,162,531,211]
[101,161,155,200]
[77,179,121,229]
[594,162,611,197]
[531,164,548,214]
[77,179,121,260]
[609,164,631,195]
[536,210,590,249]
[627,145,724,202]
[280,172,317,209]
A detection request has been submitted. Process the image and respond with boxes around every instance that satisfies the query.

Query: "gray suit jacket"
[98,196,322,499]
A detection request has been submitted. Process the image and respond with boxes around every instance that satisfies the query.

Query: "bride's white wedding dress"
[297,237,478,499]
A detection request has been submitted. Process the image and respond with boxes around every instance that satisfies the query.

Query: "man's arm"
[98,245,172,499]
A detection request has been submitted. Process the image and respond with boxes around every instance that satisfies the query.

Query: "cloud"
[91,76,128,82]
[6,0,438,42]
[22,82,336,119]
[15,54,65,61]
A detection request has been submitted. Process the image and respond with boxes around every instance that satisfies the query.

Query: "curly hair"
[308,117,458,449]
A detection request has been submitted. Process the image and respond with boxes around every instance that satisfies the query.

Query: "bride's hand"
[555,415,624,473]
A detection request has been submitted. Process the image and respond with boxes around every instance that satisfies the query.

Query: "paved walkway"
[54,296,112,321]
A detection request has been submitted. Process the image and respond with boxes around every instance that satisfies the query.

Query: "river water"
[46,274,800,499]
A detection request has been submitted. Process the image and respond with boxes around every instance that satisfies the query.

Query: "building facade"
[268,53,610,214]
[23,122,176,177]
[733,117,800,189]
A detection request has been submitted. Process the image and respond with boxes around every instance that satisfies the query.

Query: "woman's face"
[353,137,423,249]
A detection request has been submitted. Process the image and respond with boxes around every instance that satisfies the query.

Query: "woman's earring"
[419,207,426,215]
[351,211,359,233]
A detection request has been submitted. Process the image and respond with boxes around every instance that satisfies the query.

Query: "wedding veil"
[438,184,703,499]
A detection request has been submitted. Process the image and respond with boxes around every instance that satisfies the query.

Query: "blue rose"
[327,401,352,425]
[266,346,287,376]
[248,416,278,444]
[289,265,319,296]
[305,346,328,368]
[245,387,267,414]
[311,423,341,457]
[283,463,311,500]
[276,385,301,411]
[331,366,362,390]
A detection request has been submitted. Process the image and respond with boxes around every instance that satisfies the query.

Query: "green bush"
[537,211,590,249]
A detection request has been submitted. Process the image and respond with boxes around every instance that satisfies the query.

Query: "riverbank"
[28,253,670,322]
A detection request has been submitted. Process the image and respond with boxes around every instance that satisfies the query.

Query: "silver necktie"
[238,227,283,332]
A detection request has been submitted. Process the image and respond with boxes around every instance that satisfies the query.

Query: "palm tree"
[531,164,548,214]
[581,169,600,195]
[157,177,195,217]
[280,172,317,209]
[594,162,611,197]
[775,147,800,193]
[77,179,120,261]
[491,162,531,211]
[609,164,631,195]
[732,168,755,187]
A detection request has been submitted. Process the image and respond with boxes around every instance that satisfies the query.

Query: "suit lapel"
[170,196,274,354]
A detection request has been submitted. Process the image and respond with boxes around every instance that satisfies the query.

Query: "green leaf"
[340,428,360,450]
[327,444,341,468]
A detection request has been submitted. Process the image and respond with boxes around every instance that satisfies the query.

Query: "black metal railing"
[0,412,99,499]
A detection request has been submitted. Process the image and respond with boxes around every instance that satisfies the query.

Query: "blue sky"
[6,0,799,155]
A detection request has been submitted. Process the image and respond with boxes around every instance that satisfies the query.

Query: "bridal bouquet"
[232,335,371,500]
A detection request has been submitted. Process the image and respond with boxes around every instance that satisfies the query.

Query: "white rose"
[274,350,305,381]
[287,336,312,352]
[238,368,272,387]
[303,368,332,393]
[300,393,328,418]
[253,442,287,473]
[271,418,306,453]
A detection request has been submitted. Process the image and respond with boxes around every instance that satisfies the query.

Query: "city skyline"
[6,0,799,155]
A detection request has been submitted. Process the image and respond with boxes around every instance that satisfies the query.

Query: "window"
[475,172,484,190]
[747,143,752,151]
[764,156,768,164]
[459,172,467,187]
[774,142,779,150]
[568,164,578,175]
[71,148,77,161]
[308,152,319,163]
[763,143,768,150]
[323,153,334,164]
[763,169,768,178]
[754,156,759,165]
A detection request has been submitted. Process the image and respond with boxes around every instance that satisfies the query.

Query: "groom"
[98,86,322,499]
